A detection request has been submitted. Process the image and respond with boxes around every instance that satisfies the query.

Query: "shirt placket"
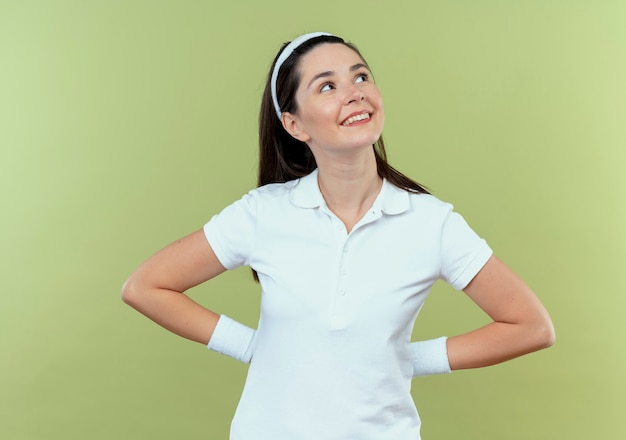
[330,230,350,330]
[328,208,382,330]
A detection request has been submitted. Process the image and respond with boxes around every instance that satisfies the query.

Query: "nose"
[345,84,365,105]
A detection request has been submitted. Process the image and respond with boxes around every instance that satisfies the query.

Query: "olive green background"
[1,1,624,439]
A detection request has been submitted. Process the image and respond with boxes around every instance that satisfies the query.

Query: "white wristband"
[410,336,452,377]
[207,315,256,364]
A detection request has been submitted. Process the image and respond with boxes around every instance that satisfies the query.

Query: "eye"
[320,82,335,92]
[355,72,370,83]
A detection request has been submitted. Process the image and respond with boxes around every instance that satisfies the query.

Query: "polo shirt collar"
[290,168,410,215]
[290,169,325,208]
[376,178,410,215]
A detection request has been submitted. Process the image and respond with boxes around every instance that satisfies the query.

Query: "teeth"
[342,113,370,126]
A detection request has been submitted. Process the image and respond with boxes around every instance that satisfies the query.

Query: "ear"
[281,112,311,143]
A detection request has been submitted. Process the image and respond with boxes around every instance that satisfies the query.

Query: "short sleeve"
[203,192,257,270]
[439,207,493,290]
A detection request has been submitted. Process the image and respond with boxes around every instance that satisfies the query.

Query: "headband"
[270,32,335,119]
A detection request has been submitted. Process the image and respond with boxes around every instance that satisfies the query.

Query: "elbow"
[544,321,556,348]
[533,318,556,351]
[121,275,142,308]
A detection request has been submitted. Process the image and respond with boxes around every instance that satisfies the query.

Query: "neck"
[315,149,382,232]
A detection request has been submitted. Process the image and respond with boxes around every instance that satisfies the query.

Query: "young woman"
[122,32,555,439]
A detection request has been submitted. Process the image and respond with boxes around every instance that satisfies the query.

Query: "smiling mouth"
[342,112,371,126]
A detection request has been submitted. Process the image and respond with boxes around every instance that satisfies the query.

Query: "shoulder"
[377,180,455,225]
[408,191,450,208]
[230,179,297,203]
[249,180,294,197]
[405,191,455,219]
[252,171,322,209]
[214,174,313,219]
[241,180,301,210]
[393,190,471,236]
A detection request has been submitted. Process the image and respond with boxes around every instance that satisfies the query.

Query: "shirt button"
[338,289,346,296]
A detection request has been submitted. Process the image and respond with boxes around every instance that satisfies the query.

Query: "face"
[283,43,384,158]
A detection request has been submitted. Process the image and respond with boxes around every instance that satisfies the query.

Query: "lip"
[341,111,371,126]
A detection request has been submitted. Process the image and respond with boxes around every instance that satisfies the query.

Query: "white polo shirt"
[204,169,492,440]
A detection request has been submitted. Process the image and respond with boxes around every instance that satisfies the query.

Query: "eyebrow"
[306,63,370,89]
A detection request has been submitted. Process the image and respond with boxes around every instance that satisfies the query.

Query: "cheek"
[302,102,338,130]
[371,88,384,110]
[373,93,384,123]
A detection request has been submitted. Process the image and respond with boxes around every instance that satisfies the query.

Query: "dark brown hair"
[258,34,429,194]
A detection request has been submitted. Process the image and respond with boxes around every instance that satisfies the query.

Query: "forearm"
[447,319,555,370]
[121,230,230,344]
[446,255,555,371]
[122,230,255,362]
[122,281,255,362]
[122,281,219,345]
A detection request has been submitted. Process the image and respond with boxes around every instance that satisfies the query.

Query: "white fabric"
[410,336,452,376]
[203,169,492,440]
[270,32,333,118]
[206,315,255,363]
